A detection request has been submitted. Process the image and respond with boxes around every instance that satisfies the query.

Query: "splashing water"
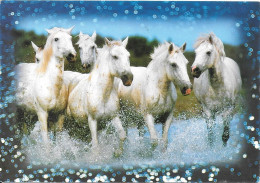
[21,114,243,168]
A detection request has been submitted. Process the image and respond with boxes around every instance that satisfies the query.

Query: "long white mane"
[150,42,170,61]
[150,42,180,61]
[194,32,226,58]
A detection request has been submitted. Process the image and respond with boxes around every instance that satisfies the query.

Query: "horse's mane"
[150,42,180,61]
[194,32,226,58]
[37,46,53,73]
[150,42,170,61]
[37,30,67,73]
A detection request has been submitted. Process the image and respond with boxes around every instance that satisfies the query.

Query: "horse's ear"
[180,42,186,52]
[45,29,53,35]
[79,31,83,37]
[168,44,174,53]
[209,35,213,44]
[105,37,112,47]
[91,31,97,41]
[31,41,39,52]
[66,25,75,35]
[122,37,128,47]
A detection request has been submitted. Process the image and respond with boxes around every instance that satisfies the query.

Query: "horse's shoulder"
[222,57,239,70]
[222,57,241,80]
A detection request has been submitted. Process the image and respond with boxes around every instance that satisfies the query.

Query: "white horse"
[28,40,84,133]
[31,41,43,63]
[15,26,77,143]
[191,33,242,146]
[76,31,97,72]
[62,31,98,93]
[117,42,192,149]
[67,37,133,155]
[62,32,98,103]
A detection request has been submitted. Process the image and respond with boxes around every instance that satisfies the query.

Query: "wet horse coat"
[116,42,192,149]
[191,33,242,146]
[67,38,133,155]
[15,27,76,143]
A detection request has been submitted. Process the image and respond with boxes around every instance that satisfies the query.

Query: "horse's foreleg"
[111,116,126,157]
[162,112,173,150]
[145,114,158,149]
[37,110,49,144]
[222,107,234,146]
[137,121,145,137]
[56,114,65,132]
[88,115,98,149]
[206,119,215,147]
[204,108,215,147]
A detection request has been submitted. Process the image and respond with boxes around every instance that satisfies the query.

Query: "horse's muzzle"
[181,86,192,96]
[191,66,201,78]
[121,73,133,86]
[83,63,91,69]
[66,53,77,62]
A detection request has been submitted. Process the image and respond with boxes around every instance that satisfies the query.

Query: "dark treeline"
[11,29,248,82]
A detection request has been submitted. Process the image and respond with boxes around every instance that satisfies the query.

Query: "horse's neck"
[147,60,170,96]
[38,47,64,88]
[209,56,224,88]
[90,52,115,100]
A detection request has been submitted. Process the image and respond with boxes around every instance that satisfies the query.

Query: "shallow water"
[21,114,243,168]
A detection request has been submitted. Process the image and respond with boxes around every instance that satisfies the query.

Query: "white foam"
[21,114,243,167]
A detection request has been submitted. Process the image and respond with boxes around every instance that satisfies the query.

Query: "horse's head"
[31,41,43,63]
[45,26,77,62]
[165,42,192,96]
[105,37,133,86]
[76,31,97,72]
[191,33,225,78]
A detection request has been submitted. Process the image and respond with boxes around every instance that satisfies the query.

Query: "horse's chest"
[34,78,66,110]
[203,85,231,109]
[87,92,119,119]
[146,93,173,115]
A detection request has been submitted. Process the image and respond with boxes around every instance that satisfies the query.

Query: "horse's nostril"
[194,68,199,72]
[66,53,76,62]
[83,63,91,68]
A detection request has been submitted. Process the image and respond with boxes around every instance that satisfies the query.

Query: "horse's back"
[222,57,242,93]
[64,71,85,91]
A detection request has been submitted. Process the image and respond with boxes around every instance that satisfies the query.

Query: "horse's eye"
[79,47,81,50]
[55,38,59,42]
[206,51,211,56]
[171,63,177,68]
[113,55,118,60]
[36,58,39,62]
